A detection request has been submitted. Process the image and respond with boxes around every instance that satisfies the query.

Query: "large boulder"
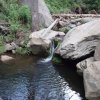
[57,20,100,59]
[27,29,65,55]
[19,0,53,27]
[83,61,100,100]
[76,57,94,76]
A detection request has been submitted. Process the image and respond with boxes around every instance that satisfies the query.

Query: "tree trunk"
[31,0,39,31]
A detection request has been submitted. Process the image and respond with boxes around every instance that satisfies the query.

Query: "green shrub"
[52,55,62,64]
[0,0,31,34]
[16,47,32,55]
[18,5,31,24]
[0,35,5,53]
[45,0,100,13]
[4,34,15,42]
[16,36,32,55]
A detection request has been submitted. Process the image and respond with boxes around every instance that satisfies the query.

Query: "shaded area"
[33,60,86,100]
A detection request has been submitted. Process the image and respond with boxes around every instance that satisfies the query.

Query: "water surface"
[0,54,86,100]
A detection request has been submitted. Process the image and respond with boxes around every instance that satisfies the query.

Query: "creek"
[0,53,86,100]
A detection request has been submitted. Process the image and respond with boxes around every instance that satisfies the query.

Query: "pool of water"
[0,54,86,100]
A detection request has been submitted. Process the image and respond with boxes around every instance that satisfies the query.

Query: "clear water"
[0,54,86,100]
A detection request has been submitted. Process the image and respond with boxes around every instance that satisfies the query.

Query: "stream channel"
[0,53,86,100]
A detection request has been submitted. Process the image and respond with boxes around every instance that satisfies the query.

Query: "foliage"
[0,0,32,33]
[0,0,32,55]
[59,27,70,33]
[83,0,100,12]
[19,5,31,24]
[0,35,5,53]
[52,55,62,64]
[45,0,100,13]
[45,0,71,13]
[16,47,32,55]
[45,0,84,13]
[16,36,32,55]
[4,34,15,42]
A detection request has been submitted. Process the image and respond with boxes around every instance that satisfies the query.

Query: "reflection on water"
[0,54,38,100]
[33,61,85,100]
[0,54,86,100]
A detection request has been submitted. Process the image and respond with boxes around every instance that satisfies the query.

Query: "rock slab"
[76,57,94,75]
[84,61,100,100]
[28,29,65,55]
[57,20,100,59]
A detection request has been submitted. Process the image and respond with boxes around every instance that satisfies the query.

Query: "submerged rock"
[83,61,100,100]
[57,20,100,59]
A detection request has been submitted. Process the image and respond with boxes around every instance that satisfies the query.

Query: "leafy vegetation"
[0,0,32,54]
[52,55,62,64]
[16,36,32,55]
[83,0,100,12]
[0,36,5,53]
[45,0,100,13]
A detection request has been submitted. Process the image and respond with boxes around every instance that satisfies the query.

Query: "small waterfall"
[40,40,55,63]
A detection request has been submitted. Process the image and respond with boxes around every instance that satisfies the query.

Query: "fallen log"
[53,14,100,18]
[41,18,59,38]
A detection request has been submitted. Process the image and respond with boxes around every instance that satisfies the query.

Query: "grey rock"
[94,42,100,61]
[0,25,9,34]
[20,0,53,28]
[38,0,54,27]
[5,42,18,51]
[83,61,100,100]
[76,57,94,76]
[68,23,76,28]
[28,29,65,55]
[57,20,100,59]
[0,55,14,62]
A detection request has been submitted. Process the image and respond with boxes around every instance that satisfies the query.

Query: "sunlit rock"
[28,29,65,55]
[57,20,100,59]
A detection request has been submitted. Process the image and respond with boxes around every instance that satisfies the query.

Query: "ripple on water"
[0,54,85,100]
[33,61,84,100]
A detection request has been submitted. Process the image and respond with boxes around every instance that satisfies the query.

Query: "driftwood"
[41,19,59,38]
